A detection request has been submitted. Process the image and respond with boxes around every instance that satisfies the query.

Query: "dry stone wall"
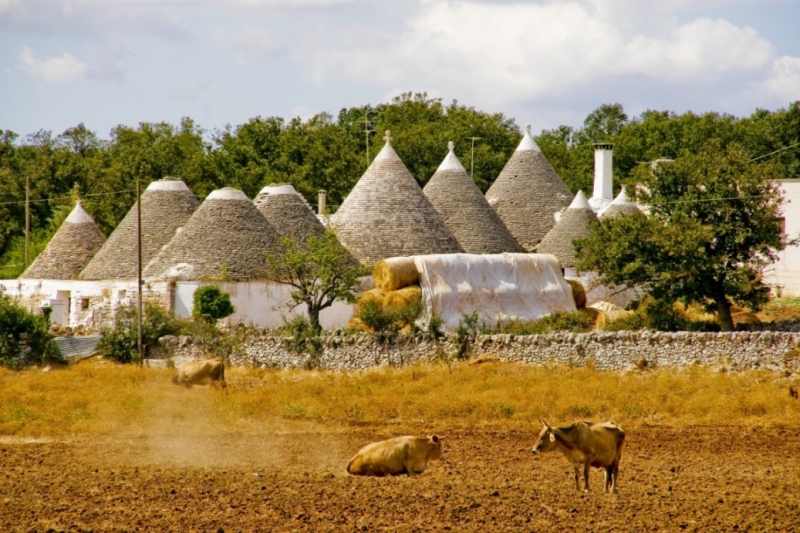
[170,330,800,373]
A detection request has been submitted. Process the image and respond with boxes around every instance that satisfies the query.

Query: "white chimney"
[318,190,327,215]
[589,143,613,214]
[593,143,613,200]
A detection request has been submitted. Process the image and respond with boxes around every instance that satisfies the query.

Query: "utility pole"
[136,174,144,365]
[24,175,30,268]
[467,137,481,181]
[363,112,374,170]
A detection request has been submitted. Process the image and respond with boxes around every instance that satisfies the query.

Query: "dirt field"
[2,423,799,532]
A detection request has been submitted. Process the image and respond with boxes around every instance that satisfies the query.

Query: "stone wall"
[169,330,800,373]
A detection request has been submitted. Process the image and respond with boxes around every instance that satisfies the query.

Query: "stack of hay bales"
[565,279,601,325]
[565,279,586,309]
[348,257,422,332]
[590,300,632,329]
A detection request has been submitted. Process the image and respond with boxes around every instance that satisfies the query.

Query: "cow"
[172,358,226,388]
[346,435,444,476]
[531,419,625,493]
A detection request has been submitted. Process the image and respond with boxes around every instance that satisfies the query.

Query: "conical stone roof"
[423,142,523,254]
[485,124,573,251]
[536,190,597,269]
[80,178,199,280]
[600,187,641,218]
[255,183,356,264]
[254,184,326,244]
[330,131,464,265]
[20,201,106,280]
[143,187,284,281]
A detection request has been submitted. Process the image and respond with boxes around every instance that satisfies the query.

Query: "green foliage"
[266,230,367,334]
[355,299,422,344]
[0,294,57,369]
[488,311,596,335]
[455,312,481,359]
[426,313,445,340]
[576,140,788,331]
[278,316,323,366]
[192,285,235,323]
[96,302,181,363]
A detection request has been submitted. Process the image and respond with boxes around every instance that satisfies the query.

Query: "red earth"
[2,424,799,532]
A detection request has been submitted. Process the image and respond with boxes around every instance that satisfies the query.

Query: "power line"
[750,141,800,162]
[0,188,137,207]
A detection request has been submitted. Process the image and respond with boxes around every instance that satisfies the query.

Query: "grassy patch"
[0,360,798,437]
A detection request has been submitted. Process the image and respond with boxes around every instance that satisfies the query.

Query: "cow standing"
[531,420,625,493]
[172,358,226,388]
[347,435,444,476]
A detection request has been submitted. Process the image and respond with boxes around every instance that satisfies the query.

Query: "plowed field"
[2,425,799,532]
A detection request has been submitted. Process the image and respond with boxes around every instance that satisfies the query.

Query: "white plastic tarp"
[412,253,577,331]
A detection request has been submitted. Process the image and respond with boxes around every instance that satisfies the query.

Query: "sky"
[1,0,799,141]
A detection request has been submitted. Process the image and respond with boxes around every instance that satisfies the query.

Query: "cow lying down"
[172,358,226,388]
[347,435,444,476]
[532,419,625,493]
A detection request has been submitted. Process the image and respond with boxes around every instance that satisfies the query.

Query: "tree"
[192,285,235,323]
[265,230,367,333]
[575,140,789,331]
[0,293,57,368]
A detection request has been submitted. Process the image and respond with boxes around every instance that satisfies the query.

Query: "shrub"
[279,316,323,366]
[490,311,596,335]
[192,285,235,323]
[354,299,421,343]
[0,294,57,369]
[455,312,481,359]
[97,302,181,363]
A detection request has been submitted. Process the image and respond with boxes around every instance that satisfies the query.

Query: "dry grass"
[1,359,799,438]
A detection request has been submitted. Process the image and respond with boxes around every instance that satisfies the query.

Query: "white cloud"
[19,46,89,83]
[215,25,283,64]
[300,0,780,110]
[762,56,800,102]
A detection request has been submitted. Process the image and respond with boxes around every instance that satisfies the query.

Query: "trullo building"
[143,187,284,281]
[423,142,523,254]
[536,190,597,269]
[20,200,106,280]
[330,131,463,265]
[80,178,199,280]
[485,124,572,251]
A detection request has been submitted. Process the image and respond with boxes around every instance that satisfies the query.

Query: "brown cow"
[346,435,444,476]
[532,420,625,493]
[172,358,226,388]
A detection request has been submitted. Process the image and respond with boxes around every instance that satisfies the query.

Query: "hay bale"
[383,285,421,308]
[578,306,600,327]
[347,316,373,333]
[566,279,586,309]
[591,301,632,329]
[354,288,386,314]
[374,257,419,292]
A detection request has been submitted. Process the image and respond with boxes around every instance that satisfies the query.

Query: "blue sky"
[1,0,799,140]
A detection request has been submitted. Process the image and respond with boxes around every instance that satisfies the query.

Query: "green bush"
[192,285,235,323]
[491,311,596,335]
[97,302,181,363]
[355,299,421,343]
[279,316,323,365]
[0,294,57,369]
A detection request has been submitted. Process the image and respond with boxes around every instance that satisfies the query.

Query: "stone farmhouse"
[4,124,796,332]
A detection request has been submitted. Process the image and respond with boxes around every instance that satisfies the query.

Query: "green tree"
[265,230,367,334]
[96,302,181,363]
[575,140,789,331]
[0,293,57,369]
[192,285,235,323]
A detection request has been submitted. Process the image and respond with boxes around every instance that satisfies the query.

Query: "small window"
[80,298,90,310]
